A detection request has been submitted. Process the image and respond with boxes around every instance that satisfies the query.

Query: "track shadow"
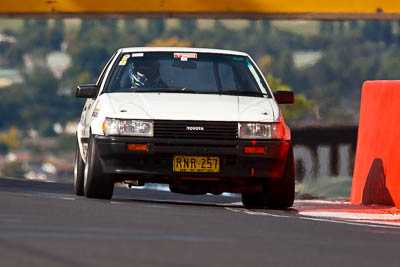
[111,197,244,209]
[362,158,394,206]
[112,187,244,208]
[0,177,294,212]
[112,192,297,213]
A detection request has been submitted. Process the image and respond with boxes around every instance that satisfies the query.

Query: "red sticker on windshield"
[174,53,197,61]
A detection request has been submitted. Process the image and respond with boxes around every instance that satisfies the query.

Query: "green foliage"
[0,66,80,135]
[319,21,334,35]
[3,44,24,67]
[147,19,165,41]
[0,126,20,152]
[179,19,197,37]
[67,44,109,82]
[54,134,76,155]
[48,20,65,50]
[349,21,359,30]
[282,93,314,122]
[146,37,191,47]
[261,20,270,33]
[267,74,314,123]
[1,161,25,178]
[123,19,142,35]
[377,46,400,79]
[19,67,61,130]
[0,83,29,129]
[266,74,291,91]
[272,49,296,86]
[362,21,381,42]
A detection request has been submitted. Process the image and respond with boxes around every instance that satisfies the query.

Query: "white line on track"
[299,211,400,221]
[349,220,400,227]
[60,197,76,200]
[225,207,400,229]
[298,216,400,229]
[294,199,351,205]
[225,207,291,218]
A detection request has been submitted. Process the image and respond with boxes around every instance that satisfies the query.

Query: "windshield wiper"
[132,88,268,97]
[219,90,268,97]
[134,88,198,93]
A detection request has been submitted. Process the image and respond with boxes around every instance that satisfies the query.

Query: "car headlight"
[238,122,284,139]
[103,118,153,137]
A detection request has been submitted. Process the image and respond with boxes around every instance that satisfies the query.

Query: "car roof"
[119,47,249,57]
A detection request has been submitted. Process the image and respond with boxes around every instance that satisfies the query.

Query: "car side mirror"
[273,90,295,104]
[76,84,99,98]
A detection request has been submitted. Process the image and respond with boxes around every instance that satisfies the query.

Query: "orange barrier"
[351,81,400,207]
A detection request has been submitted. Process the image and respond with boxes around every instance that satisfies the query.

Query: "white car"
[74,47,295,208]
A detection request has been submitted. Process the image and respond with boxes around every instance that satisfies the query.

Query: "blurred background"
[0,18,397,197]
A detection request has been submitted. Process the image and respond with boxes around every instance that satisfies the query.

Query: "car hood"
[104,93,278,122]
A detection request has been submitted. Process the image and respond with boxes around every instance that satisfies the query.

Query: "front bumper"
[91,135,291,181]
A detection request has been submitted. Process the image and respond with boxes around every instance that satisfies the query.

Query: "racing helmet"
[129,58,161,88]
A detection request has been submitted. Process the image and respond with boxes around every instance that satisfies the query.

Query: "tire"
[241,145,295,209]
[73,140,85,196]
[265,145,295,209]
[84,134,114,199]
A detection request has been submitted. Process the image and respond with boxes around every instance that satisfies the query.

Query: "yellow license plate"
[173,155,220,173]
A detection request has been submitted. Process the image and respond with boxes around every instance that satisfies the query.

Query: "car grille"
[154,120,238,140]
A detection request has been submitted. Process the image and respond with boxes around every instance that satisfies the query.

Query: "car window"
[160,60,218,92]
[104,52,271,97]
[219,62,236,91]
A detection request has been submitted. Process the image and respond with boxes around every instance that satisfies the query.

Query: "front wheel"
[265,145,295,209]
[73,140,85,196]
[84,134,114,199]
[241,145,295,209]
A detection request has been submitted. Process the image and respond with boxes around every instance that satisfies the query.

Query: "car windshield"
[104,52,271,97]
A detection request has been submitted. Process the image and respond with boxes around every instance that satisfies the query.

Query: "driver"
[129,59,167,89]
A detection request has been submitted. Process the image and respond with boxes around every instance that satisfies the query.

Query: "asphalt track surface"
[0,177,399,267]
